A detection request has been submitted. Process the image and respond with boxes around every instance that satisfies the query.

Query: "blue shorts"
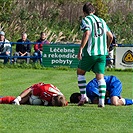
[105,76,122,98]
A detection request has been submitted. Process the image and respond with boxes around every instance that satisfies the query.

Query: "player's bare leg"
[111,96,124,106]
[111,96,133,106]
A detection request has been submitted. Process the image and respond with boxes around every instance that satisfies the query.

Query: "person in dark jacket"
[14,33,31,63]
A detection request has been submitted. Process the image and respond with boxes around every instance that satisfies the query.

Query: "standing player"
[70,76,133,106]
[77,2,113,107]
[0,82,68,107]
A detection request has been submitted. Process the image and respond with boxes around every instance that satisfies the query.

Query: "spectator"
[106,32,118,68]
[33,32,50,63]
[0,31,11,64]
[14,33,31,64]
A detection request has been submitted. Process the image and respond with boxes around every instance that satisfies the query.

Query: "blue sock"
[125,99,133,105]
[105,99,111,105]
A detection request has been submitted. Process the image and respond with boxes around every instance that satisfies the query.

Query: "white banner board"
[115,47,133,69]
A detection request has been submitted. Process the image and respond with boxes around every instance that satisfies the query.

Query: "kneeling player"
[0,82,68,107]
[70,76,133,106]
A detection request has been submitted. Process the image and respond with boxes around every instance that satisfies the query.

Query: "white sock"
[16,96,21,101]
[121,98,126,105]
[13,96,21,105]
[78,75,86,97]
[97,78,106,106]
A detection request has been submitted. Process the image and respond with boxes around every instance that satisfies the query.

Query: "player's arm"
[13,87,32,105]
[78,30,91,60]
[78,18,91,60]
[107,31,113,50]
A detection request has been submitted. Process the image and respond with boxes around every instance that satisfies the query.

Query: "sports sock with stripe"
[78,75,87,98]
[97,78,106,106]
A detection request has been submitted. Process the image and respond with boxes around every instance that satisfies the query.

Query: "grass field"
[0,68,133,133]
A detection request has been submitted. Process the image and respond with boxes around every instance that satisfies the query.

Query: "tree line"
[0,0,133,44]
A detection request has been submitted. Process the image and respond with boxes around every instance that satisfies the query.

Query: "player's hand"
[43,100,48,106]
[78,96,88,106]
[12,99,20,105]
[12,96,21,105]
[107,48,109,53]
[77,51,82,60]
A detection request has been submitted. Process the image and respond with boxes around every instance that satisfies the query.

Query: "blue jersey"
[86,76,122,102]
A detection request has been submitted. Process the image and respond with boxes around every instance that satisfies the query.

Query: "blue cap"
[0,31,5,36]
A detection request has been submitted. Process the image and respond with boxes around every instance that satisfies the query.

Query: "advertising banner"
[42,44,79,68]
[115,47,133,69]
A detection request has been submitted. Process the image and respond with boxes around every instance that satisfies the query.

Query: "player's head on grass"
[70,92,99,104]
[51,95,68,107]
[70,92,81,103]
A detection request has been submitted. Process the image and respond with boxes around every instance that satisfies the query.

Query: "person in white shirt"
[0,31,11,64]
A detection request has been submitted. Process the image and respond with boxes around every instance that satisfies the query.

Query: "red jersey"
[31,83,63,103]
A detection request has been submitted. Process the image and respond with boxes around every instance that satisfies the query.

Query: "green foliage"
[0,62,133,72]
[109,11,133,44]
[0,0,132,44]
[106,68,133,72]
[93,0,110,21]
[0,68,133,133]
[0,0,14,21]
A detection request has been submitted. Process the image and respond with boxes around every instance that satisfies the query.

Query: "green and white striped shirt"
[81,14,110,56]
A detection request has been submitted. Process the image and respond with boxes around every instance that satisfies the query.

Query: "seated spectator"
[33,32,50,63]
[14,33,31,64]
[0,31,11,64]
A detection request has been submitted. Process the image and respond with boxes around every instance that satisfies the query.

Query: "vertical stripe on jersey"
[100,18,107,55]
[85,16,97,55]
[91,15,105,55]
[83,17,93,55]
[81,15,109,56]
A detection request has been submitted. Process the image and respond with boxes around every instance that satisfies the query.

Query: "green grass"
[0,68,133,133]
